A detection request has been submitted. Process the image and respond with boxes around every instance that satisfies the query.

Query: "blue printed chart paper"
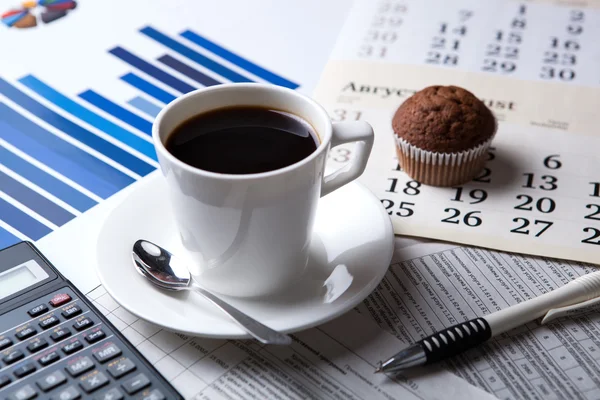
[0,0,350,291]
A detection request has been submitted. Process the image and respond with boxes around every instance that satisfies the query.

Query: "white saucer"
[94,171,394,339]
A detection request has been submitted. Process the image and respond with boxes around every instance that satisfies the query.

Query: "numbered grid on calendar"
[339,0,600,86]
[379,142,600,247]
[323,100,600,263]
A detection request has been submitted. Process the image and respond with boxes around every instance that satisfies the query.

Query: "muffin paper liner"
[394,124,497,187]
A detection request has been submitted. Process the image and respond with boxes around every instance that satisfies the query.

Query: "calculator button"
[53,385,81,400]
[94,388,124,400]
[28,304,49,318]
[51,327,72,342]
[121,373,151,395]
[7,384,37,400]
[39,314,60,330]
[66,356,95,377]
[0,336,13,350]
[92,343,122,363]
[79,370,109,393]
[85,329,106,344]
[37,369,67,392]
[50,293,72,307]
[13,362,36,378]
[27,337,49,353]
[107,357,136,378]
[3,349,24,364]
[73,317,94,331]
[39,350,60,366]
[61,305,82,319]
[62,340,83,355]
[0,374,11,388]
[136,389,165,400]
[16,326,37,340]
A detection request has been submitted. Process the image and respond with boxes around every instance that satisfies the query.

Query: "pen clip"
[541,296,600,325]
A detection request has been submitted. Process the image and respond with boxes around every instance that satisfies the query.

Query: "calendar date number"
[441,208,482,227]
[482,59,516,73]
[328,148,351,163]
[522,173,557,191]
[540,66,576,81]
[425,52,458,65]
[381,199,415,217]
[590,182,600,197]
[451,188,488,204]
[582,228,600,245]
[474,168,492,183]
[514,195,556,213]
[543,154,562,169]
[386,178,421,195]
[511,218,553,237]
[584,204,600,220]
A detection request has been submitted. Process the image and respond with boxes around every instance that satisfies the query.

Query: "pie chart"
[1,0,77,29]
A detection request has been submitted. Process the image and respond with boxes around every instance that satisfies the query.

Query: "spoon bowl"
[133,260,177,292]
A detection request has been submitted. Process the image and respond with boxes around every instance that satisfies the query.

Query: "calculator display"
[0,260,48,301]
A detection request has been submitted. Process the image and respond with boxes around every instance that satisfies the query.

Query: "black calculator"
[0,241,184,400]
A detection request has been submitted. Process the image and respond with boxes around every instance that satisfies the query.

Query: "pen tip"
[374,362,382,373]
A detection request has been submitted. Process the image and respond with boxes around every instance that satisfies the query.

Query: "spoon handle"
[191,283,292,345]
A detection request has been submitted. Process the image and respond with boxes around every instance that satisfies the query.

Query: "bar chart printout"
[0,25,300,249]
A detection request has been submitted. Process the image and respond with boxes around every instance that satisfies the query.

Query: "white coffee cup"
[153,83,374,298]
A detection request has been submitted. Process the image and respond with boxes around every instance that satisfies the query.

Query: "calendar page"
[315,0,600,264]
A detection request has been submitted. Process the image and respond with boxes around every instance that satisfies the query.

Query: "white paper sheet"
[85,285,494,400]
[355,238,600,400]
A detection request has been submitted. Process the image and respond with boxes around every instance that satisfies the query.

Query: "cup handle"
[321,121,374,197]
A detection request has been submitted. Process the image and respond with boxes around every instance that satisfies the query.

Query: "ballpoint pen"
[375,270,600,374]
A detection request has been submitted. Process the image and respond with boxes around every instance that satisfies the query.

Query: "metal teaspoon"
[132,239,292,345]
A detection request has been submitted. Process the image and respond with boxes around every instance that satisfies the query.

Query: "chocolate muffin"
[392,85,497,186]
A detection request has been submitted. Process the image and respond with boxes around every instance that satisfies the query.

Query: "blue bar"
[0,198,51,241]
[0,226,19,250]
[120,73,176,104]
[181,30,299,89]
[128,96,162,117]
[140,27,252,83]
[157,55,220,87]
[19,75,157,161]
[0,78,153,177]
[79,90,152,136]
[0,171,74,226]
[0,146,96,212]
[109,47,195,94]
[0,109,130,199]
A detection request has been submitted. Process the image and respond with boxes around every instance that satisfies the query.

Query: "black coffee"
[165,106,320,174]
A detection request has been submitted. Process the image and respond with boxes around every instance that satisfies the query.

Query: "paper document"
[357,239,600,400]
[85,285,493,400]
[314,0,600,264]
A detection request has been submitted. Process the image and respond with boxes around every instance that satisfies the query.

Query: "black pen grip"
[421,318,492,364]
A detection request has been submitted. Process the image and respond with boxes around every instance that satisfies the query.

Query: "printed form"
[356,239,600,400]
[85,285,493,400]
